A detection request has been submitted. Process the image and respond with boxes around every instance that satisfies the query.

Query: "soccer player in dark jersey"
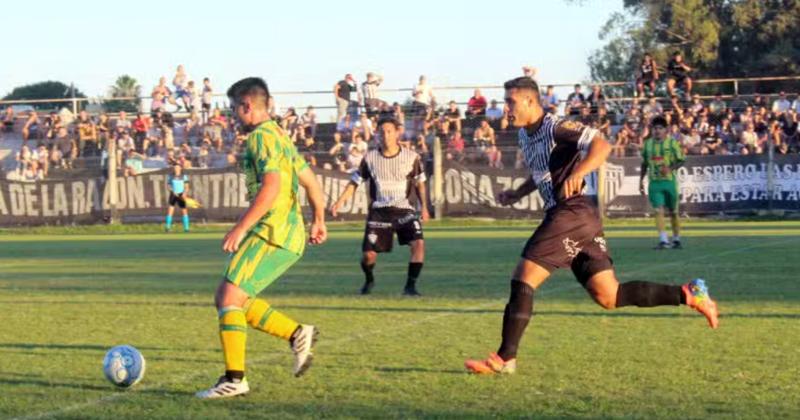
[330,115,430,296]
[464,77,719,375]
[165,164,190,232]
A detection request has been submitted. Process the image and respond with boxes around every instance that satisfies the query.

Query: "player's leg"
[684,77,693,97]
[181,207,190,232]
[465,258,551,374]
[397,213,425,295]
[666,181,681,248]
[360,250,378,295]
[649,181,670,248]
[165,201,175,232]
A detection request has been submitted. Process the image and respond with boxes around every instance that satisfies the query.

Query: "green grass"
[1,223,799,419]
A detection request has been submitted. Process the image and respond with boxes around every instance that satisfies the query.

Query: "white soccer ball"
[103,345,146,388]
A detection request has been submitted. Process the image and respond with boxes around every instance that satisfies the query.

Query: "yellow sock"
[218,306,247,373]
[244,298,299,341]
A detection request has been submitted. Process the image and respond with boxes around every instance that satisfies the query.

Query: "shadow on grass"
[0,377,110,392]
[0,343,170,351]
[374,366,465,375]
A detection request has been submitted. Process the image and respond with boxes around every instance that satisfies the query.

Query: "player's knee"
[410,239,425,254]
[592,291,617,310]
[362,251,377,265]
[214,280,248,309]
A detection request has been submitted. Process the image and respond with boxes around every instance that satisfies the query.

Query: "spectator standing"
[201,78,213,123]
[362,72,384,117]
[172,65,191,112]
[667,52,693,98]
[334,74,358,122]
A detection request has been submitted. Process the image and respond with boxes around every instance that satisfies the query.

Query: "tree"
[105,75,142,113]
[2,81,86,110]
[588,0,800,93]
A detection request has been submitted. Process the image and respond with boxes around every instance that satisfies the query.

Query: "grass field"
[1,221,799,419]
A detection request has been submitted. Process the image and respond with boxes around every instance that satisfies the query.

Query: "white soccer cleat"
[195,376,250,399]
[291,325,319,377]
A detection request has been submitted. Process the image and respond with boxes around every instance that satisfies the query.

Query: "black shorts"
[169,193,186,209]
[669,75,688,85]
[521,197,613,285]
[362,207,424,253]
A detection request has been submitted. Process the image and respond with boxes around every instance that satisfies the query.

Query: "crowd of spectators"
[3,61,799,183]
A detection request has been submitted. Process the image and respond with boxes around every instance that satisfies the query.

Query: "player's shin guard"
[615,281,684,307]
[360,261,375,283]
[497,280,534,361]
[182,214,190,232]
[165,214,173,230]
[218,306,247,379]
[244,298,300,341]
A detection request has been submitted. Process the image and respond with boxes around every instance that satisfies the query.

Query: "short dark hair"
[377,113,400,128]
[672,51,682,57]
[227,77,270,106]
[504,77,540,95]
[651,116,668,127]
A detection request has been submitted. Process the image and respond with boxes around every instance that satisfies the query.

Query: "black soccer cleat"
[360,280,374,295]
[654,241,671,250]
[403,286,421,297]
[672,240,682,249]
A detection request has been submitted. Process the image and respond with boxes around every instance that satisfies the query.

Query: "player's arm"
[330,158,367,216]
[412,157,430,222]
[639,154,648,195]
[670,139,686,171]
[223,172,281,253]
[297,166,327,245]
[562,125,612,199]
[498,176,537,206]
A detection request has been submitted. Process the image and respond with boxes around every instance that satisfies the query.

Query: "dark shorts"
[669,75,688,85]
[521,197,613,285]
[362,207,424,253]
[169,193,186,209]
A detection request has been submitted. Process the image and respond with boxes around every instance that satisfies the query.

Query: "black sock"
[360,261,375,283]
[497,280,535,361]
[225,370,244,381]
[406,262,423,287]
[615,281,684,307]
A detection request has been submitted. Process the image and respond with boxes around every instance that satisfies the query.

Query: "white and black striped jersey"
[518,114,599,212]
[351,148,426,210]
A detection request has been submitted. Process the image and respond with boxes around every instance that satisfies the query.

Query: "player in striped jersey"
[465,77,719,375]
[330,115,430,296]
[197,78,328,399]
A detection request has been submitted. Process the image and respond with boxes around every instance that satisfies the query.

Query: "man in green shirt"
[640,116,685,249]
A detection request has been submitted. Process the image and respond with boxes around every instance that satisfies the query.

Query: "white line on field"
[14,235,798,420]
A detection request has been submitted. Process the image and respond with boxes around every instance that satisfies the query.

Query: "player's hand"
[222,226,247,253]
[496,189,518,206]
[660,165,670,176]
[329,201,341,218]
[420,207,431,223]
[308,221,327,245]
[560,174,584,199]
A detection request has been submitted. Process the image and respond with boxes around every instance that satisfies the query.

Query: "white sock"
[659,231,669,243]
[672,235,680,242]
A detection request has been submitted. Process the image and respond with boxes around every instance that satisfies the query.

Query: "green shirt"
[642,136,684,182]
[242,120,309,255]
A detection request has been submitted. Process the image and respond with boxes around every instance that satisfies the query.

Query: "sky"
[0,0,623,116]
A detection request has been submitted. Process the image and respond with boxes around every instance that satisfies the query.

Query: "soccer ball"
[102,345,146,388]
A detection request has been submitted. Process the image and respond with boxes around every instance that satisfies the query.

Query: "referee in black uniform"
[330,115,430,296]
[465,77,719,375]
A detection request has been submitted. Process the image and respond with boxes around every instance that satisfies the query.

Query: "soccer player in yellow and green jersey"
[639,116,685,249]
[196,77,327,399]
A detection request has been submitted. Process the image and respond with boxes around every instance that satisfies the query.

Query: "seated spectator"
[738,106,754,127]
[197,142,211,169]
[779,109,799,147]
[667,51,693,99]
[354,113,374,143]
[207,108,228,144]
[151,76,173,115]
[115,111,132,137]
[2,107,14,134]
[615,106,644,157]
[486,100,504,122]
[43,112,62,142]
[586,85,605,111]
[729,94,749,114]
[473,118,496,151]
[15,145,32,175]
[22,111,40,146]
[565,84,585,116]
[440,101,461,134]
[642,97,664,122]
[53,127,76,169]
[466,89,487,118]
[77,110,98,157]
[689,94,706,116]
[792,93,800,114]
[23,160,45,182]
[337,114,356,139]
[772,91,791,115]
[97,113,111,149]
[718,118,736,148]
[328,132,347,172]
[708,94,727,124]
[696,115,711,136]
[123,151,147,176]
[298,106,317,140]
[415,134,429,156]
[446,130,465,162]
[702,125,725,155]
[682,127,705,155]
[635,53,659,98]
[541,85,559,115]
[297,135,318,168]
[117,131,136,168]
[281,107,299,140]
[132,113,150,153]
[578,105,594,126]
[738,122,760,154]
[751,93,767,109]
[35,144,50,177]
[390,102,405,126]
[593,106,611,138]
[345,134,367,172]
